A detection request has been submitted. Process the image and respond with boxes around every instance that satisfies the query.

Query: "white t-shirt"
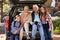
[51,0,56,7]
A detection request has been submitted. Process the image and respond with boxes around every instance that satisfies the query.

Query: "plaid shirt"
[41,13,53,28]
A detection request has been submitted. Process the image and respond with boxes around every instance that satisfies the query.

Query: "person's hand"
[13,30,19,34]
[21,23,24,27]
[49,28,51,32]
[23,20,26,24]
[21,21,25,26]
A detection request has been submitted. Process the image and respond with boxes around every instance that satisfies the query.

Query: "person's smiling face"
[24,6,29,13]
[33,7,38,12]
[16,15,20,21]
[33,5,39,13]
[40,7,46,14]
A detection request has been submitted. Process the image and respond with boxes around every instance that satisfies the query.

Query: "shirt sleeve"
[48,13,51,19]
[26,14,31,23]
[11,21,16,33]
[48,13,53,28]
[30,17,33,25]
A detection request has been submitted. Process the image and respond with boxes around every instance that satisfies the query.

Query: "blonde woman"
[20,6,31,40]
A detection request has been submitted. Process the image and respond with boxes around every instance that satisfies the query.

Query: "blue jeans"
[32,23,45,40]
[44,30,52,40]
[43,24,52,40]
[10,34,19,40]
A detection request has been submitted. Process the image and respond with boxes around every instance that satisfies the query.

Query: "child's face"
[16,16,20,21]
[40,7,46,13]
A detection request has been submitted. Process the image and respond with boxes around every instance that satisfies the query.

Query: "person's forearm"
[27,15,31,23]
[26,20,30,23]
[49,20,53,28]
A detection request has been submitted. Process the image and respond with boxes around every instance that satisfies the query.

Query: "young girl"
[10,15,21,40]
[40,6,53,40]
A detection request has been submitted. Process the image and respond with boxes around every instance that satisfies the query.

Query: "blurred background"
[0,0,60,40]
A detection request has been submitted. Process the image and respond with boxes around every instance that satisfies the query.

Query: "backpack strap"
[14,21,21,27]
[14,21,16,27]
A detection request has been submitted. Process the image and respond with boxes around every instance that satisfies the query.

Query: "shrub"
[54,27,60,34]
[52,19,60,34]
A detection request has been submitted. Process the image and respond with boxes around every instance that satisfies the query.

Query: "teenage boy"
[10,15,21,40]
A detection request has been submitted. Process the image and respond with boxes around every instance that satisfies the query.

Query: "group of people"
[10,5,53,40]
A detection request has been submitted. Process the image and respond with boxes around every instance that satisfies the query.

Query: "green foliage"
[53,19,60,34]
[54,27,60,34]
[3,0,11,14]
[3,4,10,13]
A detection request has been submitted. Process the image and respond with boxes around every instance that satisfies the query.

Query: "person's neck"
[15,19,20,22]
[35,11,38,14]
[35,11,38,13]
[24,12,28,15]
